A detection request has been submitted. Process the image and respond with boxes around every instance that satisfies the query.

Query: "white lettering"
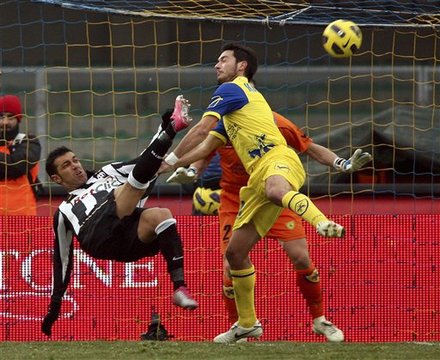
[0,249,159,290]
[123,261,157,288]
[73,250,112,288]
[0,250,19,290]
[21,250,51,291]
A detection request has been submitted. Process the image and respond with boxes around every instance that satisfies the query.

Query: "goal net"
[1,0,439,342]
[2,0,439,204]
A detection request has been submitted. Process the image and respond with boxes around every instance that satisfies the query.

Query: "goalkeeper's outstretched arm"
[305,143,372,173]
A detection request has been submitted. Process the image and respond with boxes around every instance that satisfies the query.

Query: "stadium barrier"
[1,215,439,342]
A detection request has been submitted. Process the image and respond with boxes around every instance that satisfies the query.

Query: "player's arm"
[171,114,218,159]
[171,119,227,171]
[306,143,372,173]
[173,133,223,169]
[41,211,74,337]
[191,158,210,175]
[276,111,372,172]
[304,142,339,166]
[165,82,245,168]
[160,114,217,174]
[166,158,209,184]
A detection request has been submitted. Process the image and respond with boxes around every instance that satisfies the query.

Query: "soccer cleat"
[171,95,192,132]
[316,221,345,238]
[173,286,198,310]
[313,320,344,342]
[213,320,263,343]
[236,337,248,343]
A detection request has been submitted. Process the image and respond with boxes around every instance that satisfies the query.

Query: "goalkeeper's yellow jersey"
[204,76,287,174]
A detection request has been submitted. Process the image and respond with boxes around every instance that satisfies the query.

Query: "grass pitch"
[0,341,439,360]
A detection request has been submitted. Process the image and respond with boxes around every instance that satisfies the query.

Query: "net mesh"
[1,0,439,343]
[33,0,440,27]
[2,1,439,202]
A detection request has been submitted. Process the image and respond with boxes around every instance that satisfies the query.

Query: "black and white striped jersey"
[49,160,155,302]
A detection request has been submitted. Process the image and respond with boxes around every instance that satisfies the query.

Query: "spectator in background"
[0,95,42,216]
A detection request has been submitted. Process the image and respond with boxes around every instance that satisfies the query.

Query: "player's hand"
[348,149,372,172]
[333,149,372,173]
[166,166,198,184]
[41,299,62,337]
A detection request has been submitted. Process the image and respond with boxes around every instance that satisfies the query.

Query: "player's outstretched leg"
[170,95,192,132]
[128,95,192,189]
[149,95,193,145]
[313,317,344,342]
[213,320,263,344]
[281,191,345,238]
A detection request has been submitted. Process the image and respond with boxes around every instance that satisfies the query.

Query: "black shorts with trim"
[78,192,160,262]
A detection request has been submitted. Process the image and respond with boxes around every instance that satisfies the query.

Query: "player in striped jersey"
[41,96,197,337]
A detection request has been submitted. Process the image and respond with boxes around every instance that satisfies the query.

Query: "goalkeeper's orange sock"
[296,266,324,319]
[282,191,328,227]
[222,276,238,324]
[230,265,256,328]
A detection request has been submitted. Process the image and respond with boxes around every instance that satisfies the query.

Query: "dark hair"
[46,146,72,176]
[221,43,258,82]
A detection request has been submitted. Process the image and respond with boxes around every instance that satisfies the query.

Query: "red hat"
[0,95,23,122]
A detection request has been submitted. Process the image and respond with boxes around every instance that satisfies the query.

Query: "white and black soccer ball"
[322,19,362,58]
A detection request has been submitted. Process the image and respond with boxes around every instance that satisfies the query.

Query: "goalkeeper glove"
[333,149,372,173]
[41,298,62,337]
[166,166,198,184]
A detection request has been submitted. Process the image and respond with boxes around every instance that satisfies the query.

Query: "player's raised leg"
[281,191,345,238]
[170,95,192,132]
[125,95,197,310]
[117,95,192,217]
[131,95,191,187]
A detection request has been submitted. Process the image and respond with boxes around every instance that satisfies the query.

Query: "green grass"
[0,341,439,360]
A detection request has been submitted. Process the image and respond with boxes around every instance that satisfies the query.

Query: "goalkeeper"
[41,96,198,337]
[167,111,371,342]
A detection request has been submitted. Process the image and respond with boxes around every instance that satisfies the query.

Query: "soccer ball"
[322,19,362,58]
[192,187,221,215]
